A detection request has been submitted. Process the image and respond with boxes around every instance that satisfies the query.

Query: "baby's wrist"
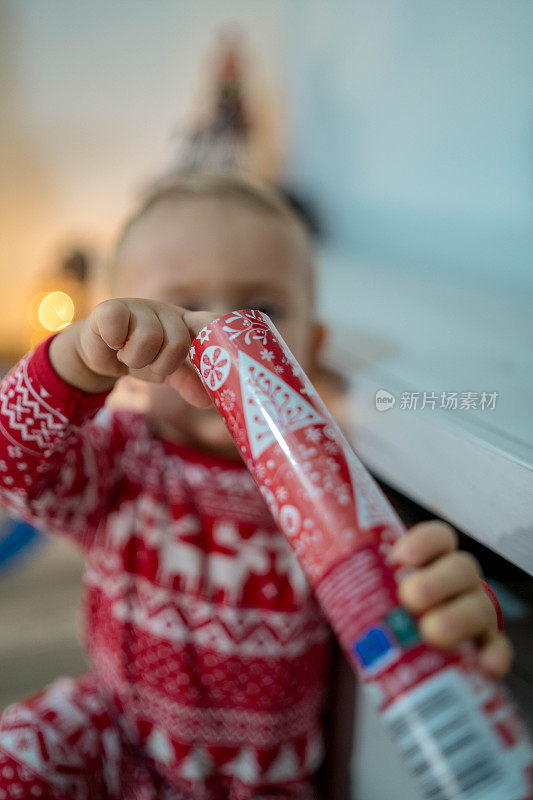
[49,321,117,394]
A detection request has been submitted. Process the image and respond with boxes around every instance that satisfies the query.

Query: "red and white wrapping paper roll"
[190,309,533,800]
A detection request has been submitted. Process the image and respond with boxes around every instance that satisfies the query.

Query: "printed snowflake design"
[197,327,211,345]
[200,346,231,390]
[325,456,340,472]
[220,389,236,411]
[296,526,326,571]
[304,426,322,443]
[296,442,351,507]
[222,310,271,345]
[260,349,274,362]
[334,484,352,505]
[274,364,284,375]
[275,486,289,502]
[324,439,339,455]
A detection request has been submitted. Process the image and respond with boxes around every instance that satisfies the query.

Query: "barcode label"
[383,669,526,800]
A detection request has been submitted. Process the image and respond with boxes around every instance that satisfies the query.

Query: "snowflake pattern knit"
[0,337,332,800]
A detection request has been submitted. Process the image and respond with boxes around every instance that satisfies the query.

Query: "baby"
[0,174,510,800]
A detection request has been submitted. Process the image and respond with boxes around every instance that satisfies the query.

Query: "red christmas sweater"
[0,337,333,798]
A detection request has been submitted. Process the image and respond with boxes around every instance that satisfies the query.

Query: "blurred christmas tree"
[164,27,322,237]
[176,30,251,176]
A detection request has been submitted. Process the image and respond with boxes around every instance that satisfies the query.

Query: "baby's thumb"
[166,363,212,408]
[182,310,220,342]
[174,310,223,406]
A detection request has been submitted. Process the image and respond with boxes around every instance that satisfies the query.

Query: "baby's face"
[114,197,319,456]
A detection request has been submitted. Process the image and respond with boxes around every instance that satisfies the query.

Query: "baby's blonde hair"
[116,172,307,250]
[112,172,315,303]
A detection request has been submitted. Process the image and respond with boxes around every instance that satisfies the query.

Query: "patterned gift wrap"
[190,309,533,800]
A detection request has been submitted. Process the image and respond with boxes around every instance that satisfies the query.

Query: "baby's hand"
[391,521,513,679]
[50,299,215,407]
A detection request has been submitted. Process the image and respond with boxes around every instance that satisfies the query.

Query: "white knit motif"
[0,355,67,456]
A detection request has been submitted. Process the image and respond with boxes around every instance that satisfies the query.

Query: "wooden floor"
[0,538,87,711]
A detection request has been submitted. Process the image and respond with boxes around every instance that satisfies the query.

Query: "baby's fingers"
[419,588,496,650]
[398,551,481,613]
[391,521,458,567]
[478,632,514,679]
[116,303,164,369]
[166,363,212,408]
[161,308,219,406]
[92,299,131,350]
[148,305,193,378]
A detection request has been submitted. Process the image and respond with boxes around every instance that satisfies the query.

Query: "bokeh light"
[37,291,75,331]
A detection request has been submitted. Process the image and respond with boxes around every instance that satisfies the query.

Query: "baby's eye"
[172,299,205,312]
[250,303,284,321]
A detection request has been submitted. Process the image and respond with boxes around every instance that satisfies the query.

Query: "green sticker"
[386,608,420,648]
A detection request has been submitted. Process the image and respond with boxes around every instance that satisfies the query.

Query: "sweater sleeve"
[481,580,504,632]
[0,335,121,551]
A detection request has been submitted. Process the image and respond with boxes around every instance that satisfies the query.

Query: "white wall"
[285,0,533,291]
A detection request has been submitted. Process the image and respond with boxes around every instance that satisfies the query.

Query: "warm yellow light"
[29,328,50,350]
[37,291,75,331]
[26,292,48,329]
